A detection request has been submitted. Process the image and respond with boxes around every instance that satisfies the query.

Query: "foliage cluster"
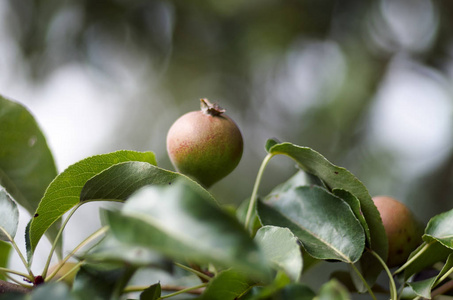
[1,96,453,300]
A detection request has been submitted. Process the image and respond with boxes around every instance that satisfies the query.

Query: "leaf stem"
[0,267,34,281]
[393,241,431,275]
[159,283,208,299]
[4,273,32,287]
[45,226,108,281]
[349,263,377,300]
[245,153,273,230]
[41,203,82,279]
[174,262,212,282]
[434,265,453,288]
[368,249,397,300]
[0,227,34,278]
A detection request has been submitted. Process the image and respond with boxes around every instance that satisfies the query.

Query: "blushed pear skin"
[372,196,423,268]
[166,99,243,188]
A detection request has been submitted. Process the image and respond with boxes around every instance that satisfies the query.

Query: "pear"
[166,99,243,188]
[373,196,423,267]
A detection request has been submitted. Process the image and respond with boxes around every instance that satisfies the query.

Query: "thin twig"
[124,284,206,295]
[174,263,212,282]
[368,249,397,300]
[0,279,31,294]
[432,279,453,298]
[349,263,377,300]
[42,203,82,278]
[45,226,107,281]
[0,267,34,281]
[0,228,34,278]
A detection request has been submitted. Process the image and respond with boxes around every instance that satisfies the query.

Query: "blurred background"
[1,0,453,279]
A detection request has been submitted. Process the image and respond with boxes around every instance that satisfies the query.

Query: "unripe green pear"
[166,99,243,188]
[372,196,423,268]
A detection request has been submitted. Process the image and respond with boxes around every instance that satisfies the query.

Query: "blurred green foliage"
[4,0,453,222]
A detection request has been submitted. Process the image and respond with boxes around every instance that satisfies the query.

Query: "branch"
[124,284,206,295]
[0,280,30,294]
[432,279,453,298]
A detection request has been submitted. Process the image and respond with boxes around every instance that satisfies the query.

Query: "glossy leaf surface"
[407,253,453,299]
[424,208,453,249]
[266,141,387,260]
[258,186,365,263]
[80,161,213,202]
[332,189,370,243]
[265,171,324,200]
[254,225,302,282]
[28,150,156,254]
[403,241,452,280]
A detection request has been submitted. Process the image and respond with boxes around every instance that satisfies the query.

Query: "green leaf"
[332,189,370,243]
[28,150,156,255]
[0,95,57,218]
[254,226,302,282]
[424,208,453,249]
[84,232,166,268]
[72,263,134,300]
[276,283,316,300]
[407,253,453,299]
[111,179,269,279]
[403,241,452,280]
[241,271,291,300]
[407,277,437,299]
[399,286,418,299]
[266,141,387,260]
[257,186,365,263]
[140,283,161,300]
[236,197,262,235]
[241,282,316,300]
[334,191,379,292]
[0,189,19,240]
[265,138,280,152]
[316,279,350,300]
[0,241,12,280]
[30,282,74,300]
[265,171,325,199]
[0,97,60,257]
[199,269,253,300]
[24,219,32,262]
[80,161,213,202]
